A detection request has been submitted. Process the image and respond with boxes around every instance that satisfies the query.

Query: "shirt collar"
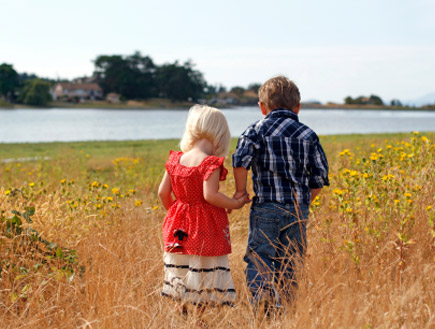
[264,108,299,122]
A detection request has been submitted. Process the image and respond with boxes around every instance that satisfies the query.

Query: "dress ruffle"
[202,156,228,181]
[165,150,227,181]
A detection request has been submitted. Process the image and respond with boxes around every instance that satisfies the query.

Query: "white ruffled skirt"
[162,252,236,306]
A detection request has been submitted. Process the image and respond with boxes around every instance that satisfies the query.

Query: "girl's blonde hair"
[180,105,231,157]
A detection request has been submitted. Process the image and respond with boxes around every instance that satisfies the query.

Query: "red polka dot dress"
[161,151,236,305]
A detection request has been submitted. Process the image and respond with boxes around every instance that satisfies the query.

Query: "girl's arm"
[158,171,174,210]
[203,169,246,210]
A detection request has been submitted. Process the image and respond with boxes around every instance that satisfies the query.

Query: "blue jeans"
[244,202,309,305]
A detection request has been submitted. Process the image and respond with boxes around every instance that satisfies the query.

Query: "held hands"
[228,190,251,213]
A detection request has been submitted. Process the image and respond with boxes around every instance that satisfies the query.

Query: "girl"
[158,105,247,310]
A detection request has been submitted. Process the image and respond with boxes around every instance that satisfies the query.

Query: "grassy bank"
[1,132,434,328]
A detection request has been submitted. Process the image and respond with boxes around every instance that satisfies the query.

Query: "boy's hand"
[227,191,251,213]
[232,194,247,210]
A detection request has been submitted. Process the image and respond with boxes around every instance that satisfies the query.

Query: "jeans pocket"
[252,212,280,246]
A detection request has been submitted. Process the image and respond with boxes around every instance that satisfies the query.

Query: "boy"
[232,76,329,306]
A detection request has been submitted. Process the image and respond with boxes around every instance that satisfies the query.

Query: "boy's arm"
[233,166,249,199]
[308,139,330,198]
[158,171,174,210]
[226,166,250,214]
[310,188,322,203]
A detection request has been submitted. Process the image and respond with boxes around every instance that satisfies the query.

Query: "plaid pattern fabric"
[232,108,329,205]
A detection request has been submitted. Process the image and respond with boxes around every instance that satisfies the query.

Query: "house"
[51,82,103,102]
[106,92,121,103]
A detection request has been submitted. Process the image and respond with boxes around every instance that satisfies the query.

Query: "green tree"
[230,86,245,96]
[93,51,156,99]
[247,83,261,93]
[391,99,402,107]
[18,79,52,106]
[156,60,206,101]
[0,63,19,101]
[369,95,384,106]
[344,96,354,104]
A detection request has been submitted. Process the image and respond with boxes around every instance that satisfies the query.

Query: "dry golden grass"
[1,133,434,328]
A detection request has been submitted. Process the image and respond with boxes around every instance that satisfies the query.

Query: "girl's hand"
[233,195,247,209]
[227,191,251,213]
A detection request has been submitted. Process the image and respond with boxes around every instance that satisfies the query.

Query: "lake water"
[0,107,434,143]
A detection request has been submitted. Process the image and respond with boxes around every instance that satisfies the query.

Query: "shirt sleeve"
[308,139,330,189]
[232,124,260,169]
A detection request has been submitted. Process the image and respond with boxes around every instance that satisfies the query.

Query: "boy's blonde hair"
[259,76,300,111]
[180,105,231,157]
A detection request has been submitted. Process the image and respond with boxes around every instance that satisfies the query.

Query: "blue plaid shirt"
[232,108,329,205]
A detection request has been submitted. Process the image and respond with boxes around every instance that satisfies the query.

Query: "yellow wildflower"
[421,136,429,143]
[135,200,143,207]
[412,185,422,191]
[102,184,109,189]
[28,182,35,187]
[152,205,159,210]
[112,188,120,195]
[91,181,99,188]
[107,197,113,202]
[382,174,395,181]
[4,190,11,195]
[351,170,359,177]
[96,204,102,209]
[413,131,419,135]
[339,149,351,157]
[60,179,67,184]
[427,206,432,211]
[333,189,344,196]
[403,192,412,198]
[370,153,378,161]
[377,148,383,153]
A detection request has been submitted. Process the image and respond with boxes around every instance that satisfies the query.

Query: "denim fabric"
[244,202,309,304]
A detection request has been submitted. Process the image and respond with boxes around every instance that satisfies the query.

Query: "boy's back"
[232,107,328,206]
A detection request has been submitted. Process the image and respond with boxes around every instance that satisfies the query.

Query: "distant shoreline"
[1,100,434,111]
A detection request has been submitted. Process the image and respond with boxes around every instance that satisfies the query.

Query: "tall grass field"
[1,133,434,328]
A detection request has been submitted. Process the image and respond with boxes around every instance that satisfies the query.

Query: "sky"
[1,0,434,103]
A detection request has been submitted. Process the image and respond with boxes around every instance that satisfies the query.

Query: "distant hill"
[406,92,435,107]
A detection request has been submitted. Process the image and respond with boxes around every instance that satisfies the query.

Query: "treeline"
[0,52,263,107]
[94,52,206,101]
[0,64,52,106]
[344,95,403,107]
